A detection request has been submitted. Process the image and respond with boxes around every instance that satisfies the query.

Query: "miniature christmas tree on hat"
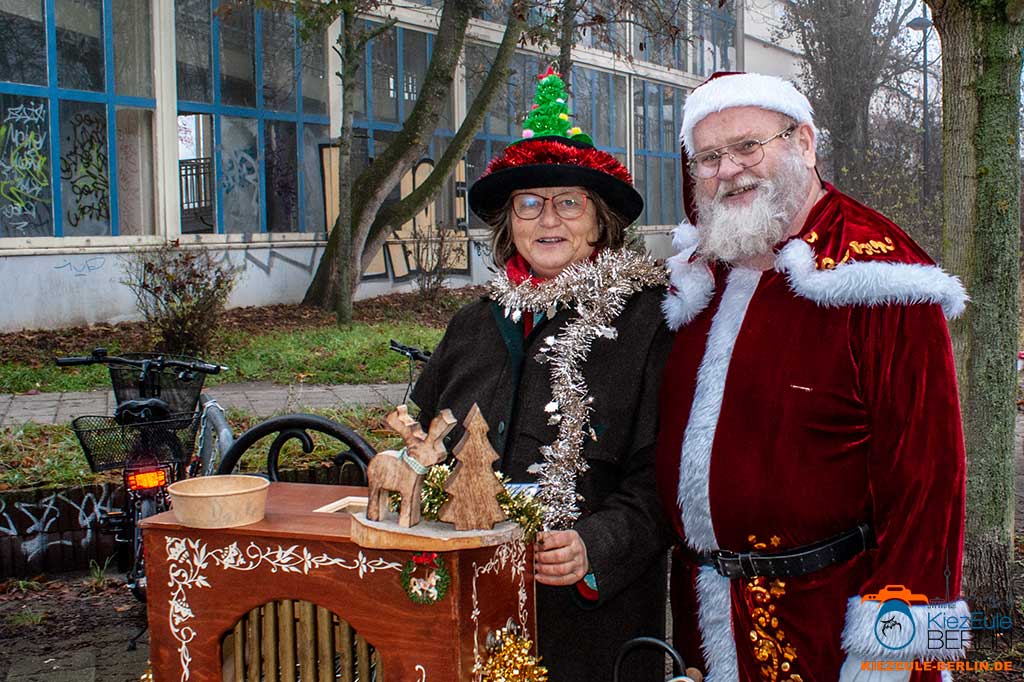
[520,66,593,145]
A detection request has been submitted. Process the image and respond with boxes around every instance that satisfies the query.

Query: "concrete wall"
[0,244,325,332]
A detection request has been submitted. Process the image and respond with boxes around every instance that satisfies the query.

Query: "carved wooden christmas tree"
[438,404,508,531]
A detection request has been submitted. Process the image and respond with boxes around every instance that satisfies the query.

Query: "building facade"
[0,0,795,332]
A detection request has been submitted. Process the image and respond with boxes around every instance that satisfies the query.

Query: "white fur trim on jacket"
[680,73,817,154]
[662,221,715,330]
[775,239,969,319]
[841,596,971,661]
[677,268,760,682]
[696,566,740,682]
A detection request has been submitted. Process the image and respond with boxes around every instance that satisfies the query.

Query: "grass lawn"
[0,404,404,491]
[0,288,484,394]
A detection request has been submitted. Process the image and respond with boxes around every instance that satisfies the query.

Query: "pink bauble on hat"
[679,71,817,155]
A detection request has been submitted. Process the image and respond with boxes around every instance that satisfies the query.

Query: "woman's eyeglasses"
[511,191,589,220]
[688,125,797,179]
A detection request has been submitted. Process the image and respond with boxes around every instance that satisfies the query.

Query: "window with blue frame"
[355,22,460,280]
[692,3,736,77]
[570,66,627,164]
[0,0,155,239]
[174,0,329,235]
[634,79,684,226]
[464,47,544,230]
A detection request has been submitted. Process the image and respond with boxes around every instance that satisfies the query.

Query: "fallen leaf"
[114,605,132,613]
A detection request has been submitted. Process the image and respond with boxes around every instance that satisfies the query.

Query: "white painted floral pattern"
[470,540,529,678]
[163,536,402,682]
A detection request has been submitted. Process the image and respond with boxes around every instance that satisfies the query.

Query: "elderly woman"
[412,70,672,682]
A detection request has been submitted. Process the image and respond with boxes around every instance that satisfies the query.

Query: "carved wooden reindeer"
[366,405,457,527]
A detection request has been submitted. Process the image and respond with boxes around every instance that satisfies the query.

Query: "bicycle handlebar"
[389,339,432,364]
[55,348,227,375]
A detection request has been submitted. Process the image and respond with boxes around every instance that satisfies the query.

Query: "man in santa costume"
[656,72,969,682]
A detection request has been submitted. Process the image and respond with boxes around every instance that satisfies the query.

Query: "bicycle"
[56,348,226,603]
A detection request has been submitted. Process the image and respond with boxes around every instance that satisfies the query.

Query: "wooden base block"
[349,512,522,551]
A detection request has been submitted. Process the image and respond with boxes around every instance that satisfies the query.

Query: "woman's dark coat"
[412,285,673,682]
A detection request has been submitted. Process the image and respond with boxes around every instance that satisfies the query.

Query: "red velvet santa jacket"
[656,183,969,682]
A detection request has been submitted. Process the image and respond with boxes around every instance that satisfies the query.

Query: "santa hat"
[679,72,817,155]
[679,72,817,224]
[468,67,643,223]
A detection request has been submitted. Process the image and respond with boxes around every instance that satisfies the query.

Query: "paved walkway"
[0,382,408,427]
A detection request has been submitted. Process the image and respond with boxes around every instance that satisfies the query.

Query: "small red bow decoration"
[538,65,560,80]
[413,552,438,565]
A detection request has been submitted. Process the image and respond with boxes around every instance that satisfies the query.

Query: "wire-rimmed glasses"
[688,125,797,179]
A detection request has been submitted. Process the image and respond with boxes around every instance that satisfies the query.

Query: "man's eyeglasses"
[511,191,589,220]
[688,125,797,179]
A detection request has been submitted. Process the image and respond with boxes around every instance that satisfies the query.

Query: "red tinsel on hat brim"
[483,139,633,185]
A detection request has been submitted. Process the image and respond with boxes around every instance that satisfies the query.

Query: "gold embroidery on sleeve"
[816,236,897,270]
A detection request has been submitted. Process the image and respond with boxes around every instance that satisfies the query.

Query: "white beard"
[695,149,811,264]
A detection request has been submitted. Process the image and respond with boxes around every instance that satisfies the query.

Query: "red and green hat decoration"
[467,66,643,223]
[520,66,593,145]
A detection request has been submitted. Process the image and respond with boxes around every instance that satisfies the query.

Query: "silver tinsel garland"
[489,249,667,529]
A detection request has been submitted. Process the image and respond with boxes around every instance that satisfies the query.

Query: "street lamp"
[908,10,933,206]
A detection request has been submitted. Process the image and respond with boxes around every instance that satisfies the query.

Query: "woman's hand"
[534,530,590,586]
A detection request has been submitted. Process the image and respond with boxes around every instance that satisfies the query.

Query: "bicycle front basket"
[109,353,206,414]
[70,413,201,473]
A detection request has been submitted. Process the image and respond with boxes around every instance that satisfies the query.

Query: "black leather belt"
[683,524,875,580]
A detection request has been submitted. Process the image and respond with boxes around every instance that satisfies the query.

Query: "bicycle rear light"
[127,468,167,491]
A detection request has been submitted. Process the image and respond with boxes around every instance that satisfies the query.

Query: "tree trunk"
[929,0,1023,611]
[303,8,368,324]
[557,0,578,79]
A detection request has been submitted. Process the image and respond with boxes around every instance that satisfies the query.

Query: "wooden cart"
[142,483,535,682]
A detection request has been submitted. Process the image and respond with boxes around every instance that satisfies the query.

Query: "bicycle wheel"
[216,414,375,483]
[129,496,160,603]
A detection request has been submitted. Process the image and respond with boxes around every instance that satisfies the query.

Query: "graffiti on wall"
[60,110,110,230]
[221,149,260,230]
[0,98,52,238]
[0,484,115,563]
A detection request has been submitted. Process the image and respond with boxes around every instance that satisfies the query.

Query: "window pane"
[613,74,627,149]
[633,157,647,225]
[596,72,612,147]
[220,2,255,107]
[0,95,52,237]
[176,0,212,103]
[262,7,295,112]
[0,2,47,85]
[633,80,646,150]
[371,25,397,122]
[113,0,152,97]
[266,120,297,232]
[402,30,428,123]
[178,113,215,234]
[59,100,110,236]
[115,108,154,236]
[220,116,259,233]
[303,124,327,233]
[665,157,681,222]
[56,0,104,91]
[663,86,681,152]
[647,156,662,225]
[302,26,328,116]
[572,68,595,143]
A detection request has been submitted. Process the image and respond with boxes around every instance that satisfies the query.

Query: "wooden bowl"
[167,475,270,528]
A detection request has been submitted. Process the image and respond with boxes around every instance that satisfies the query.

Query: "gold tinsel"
[481,627,548,682]
[490,248,667,529]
